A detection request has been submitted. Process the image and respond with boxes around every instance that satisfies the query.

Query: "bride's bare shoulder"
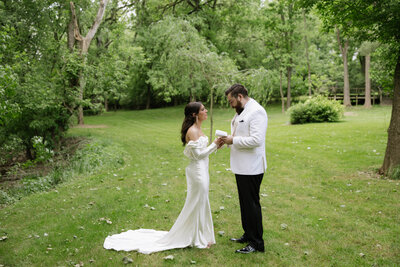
[186,126,201,143]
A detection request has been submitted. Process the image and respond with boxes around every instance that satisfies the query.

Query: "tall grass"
[0,139,127,205]
[0,105,399,266]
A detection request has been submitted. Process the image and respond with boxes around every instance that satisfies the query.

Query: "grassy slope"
[0,105,399,266]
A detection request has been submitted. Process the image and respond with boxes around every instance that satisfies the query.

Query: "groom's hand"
[221,135,233,145]
[216,137,225,149]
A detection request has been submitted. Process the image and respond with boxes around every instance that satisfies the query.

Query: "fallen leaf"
[122,256,133,264]
[163,255,174,260]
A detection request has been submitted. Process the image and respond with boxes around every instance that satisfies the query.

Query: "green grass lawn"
[1,105,399,266]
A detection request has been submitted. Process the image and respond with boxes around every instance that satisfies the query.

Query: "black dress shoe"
[230,236,248,243]
[235,245,264,254]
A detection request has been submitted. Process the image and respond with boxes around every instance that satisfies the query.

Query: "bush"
[389,165,400,180]
[288,96,344,124]
[0,138,128,205]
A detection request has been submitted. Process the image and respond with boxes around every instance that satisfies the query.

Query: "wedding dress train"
[104,136,217,254]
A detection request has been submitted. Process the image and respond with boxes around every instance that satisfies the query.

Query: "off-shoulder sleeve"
[185,141,217,160]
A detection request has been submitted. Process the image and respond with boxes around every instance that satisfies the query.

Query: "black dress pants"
[235,173,264,250]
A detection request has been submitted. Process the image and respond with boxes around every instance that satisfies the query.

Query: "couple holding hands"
[104,84,268,254]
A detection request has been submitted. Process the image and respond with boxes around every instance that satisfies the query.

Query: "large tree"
[303,0,400,176]
[335,27,352,107]
[68,0,109,125]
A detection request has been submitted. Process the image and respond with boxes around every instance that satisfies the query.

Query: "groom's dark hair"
[225,83,248,98]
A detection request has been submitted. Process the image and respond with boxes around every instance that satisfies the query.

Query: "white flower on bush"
[31,136,54,163]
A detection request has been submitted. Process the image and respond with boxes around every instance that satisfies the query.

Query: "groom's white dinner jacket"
[229,98,268,175]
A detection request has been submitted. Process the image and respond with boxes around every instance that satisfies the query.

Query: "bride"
[104,102,222,254]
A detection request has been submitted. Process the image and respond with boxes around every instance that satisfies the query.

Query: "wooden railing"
[328,88,381,105]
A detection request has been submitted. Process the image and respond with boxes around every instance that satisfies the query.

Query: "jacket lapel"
[232,98,254,135]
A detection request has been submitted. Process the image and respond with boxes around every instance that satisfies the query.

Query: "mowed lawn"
[1,104,399,266]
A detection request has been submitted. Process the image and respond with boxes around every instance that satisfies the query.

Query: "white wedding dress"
[104,136,217,254]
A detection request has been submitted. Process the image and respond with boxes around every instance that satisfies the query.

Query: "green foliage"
[139,16,237,103]
[288,95,344,124]
[0,136,24,165]
[389,165,400,180]
[70,140,126,175]
[370,45,397,96]
[0,190,15,205]
[0,65,20,126]
[240,68,279,106]
[0,3,74,163]
[0,138,128,205]
[31,136,54,164]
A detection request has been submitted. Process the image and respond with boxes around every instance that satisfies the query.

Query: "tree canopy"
[1,0,399,175]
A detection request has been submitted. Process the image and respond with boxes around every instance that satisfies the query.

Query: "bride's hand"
[214,138,225,149]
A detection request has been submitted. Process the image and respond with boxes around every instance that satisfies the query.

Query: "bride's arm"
[190,142,218,160]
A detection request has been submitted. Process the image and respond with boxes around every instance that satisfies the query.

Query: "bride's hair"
[181,102,202,145]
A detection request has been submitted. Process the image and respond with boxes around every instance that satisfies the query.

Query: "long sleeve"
[232,109,268,149]
[189,142,217,160]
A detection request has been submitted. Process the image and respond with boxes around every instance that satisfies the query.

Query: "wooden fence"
[328,88,381,105]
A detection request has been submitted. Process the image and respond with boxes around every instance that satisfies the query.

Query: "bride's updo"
[181,102,202,145]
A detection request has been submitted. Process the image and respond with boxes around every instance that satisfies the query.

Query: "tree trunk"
[303,10,312,96]
[104,95,108,111]
[342,41,351,106]
[77,55,87,125]
[359,55,366,76]
[364,54,371,108]
[286,3,293,109]
[69,0,109,125]
[287,64,292,109]
[280,8,292,109]
[146,83,151,109]
[336,27,351,106]
[280,70,285,113]
[209,87,214,141]
[380,54,400,175]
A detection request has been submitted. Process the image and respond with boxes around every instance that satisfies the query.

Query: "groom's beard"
[235,102,244,115]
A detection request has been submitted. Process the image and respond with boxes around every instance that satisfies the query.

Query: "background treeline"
[1,0,399,175]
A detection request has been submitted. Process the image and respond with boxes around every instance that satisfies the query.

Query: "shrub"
[0,138,128,205]
[389,165,400,180]
[288,95,344,124]
[31,136,54,164]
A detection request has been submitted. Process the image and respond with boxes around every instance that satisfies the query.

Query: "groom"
[221,83,268,254]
